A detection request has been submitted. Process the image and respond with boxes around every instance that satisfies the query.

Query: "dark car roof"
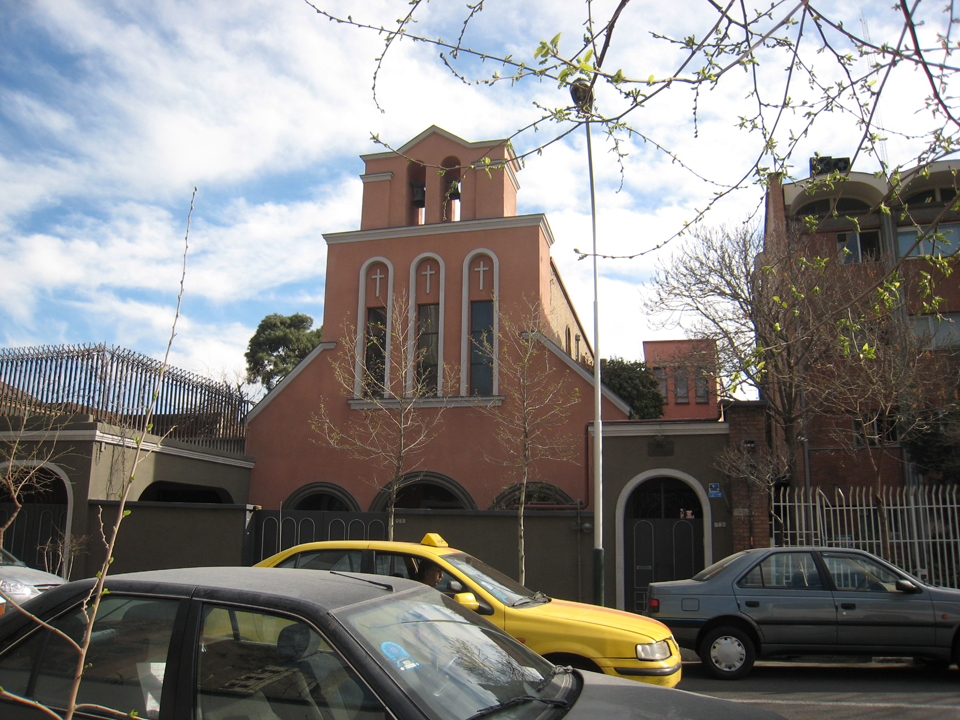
[9,567,425,622]
[110,566,423,609]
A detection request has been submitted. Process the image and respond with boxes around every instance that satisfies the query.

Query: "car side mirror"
[896,579,921,594]
[448,580,463,593]
[454,592,481,612]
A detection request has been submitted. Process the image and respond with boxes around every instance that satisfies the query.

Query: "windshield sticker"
[380,641,421,672]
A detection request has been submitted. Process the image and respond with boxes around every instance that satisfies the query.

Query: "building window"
[898,222,959,258]
[653,367,667,400]
[794,197,870,217]
[854,413,899,448]
[417,304,440,394]
[364,307,387,396]
[695,368,710,403]
[470,300,494,396]
[904,186,957,206]
[838,230,881,263]
[674,369,689,404]
[909,312,960,349]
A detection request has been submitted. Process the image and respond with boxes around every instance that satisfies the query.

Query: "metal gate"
[626,517,703,613]
[245,510,389,565]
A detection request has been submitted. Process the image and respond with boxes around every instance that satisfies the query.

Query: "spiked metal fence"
[0,344,250,453]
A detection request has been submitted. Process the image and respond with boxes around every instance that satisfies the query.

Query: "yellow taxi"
[256,533,681,687]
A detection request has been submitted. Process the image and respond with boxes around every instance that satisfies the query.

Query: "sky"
[1,0,951,393]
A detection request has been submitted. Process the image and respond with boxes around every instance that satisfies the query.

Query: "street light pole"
[571,80,604,606]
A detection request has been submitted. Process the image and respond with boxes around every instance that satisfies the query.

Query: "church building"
[244,127,631,515]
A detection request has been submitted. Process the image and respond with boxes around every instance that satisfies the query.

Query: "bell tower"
[358,126,519,230]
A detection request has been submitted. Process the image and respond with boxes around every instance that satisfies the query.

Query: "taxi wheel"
[699,627,755,680]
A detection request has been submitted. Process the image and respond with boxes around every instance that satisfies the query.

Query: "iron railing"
[773,485,960,588]
[0,344,250,453]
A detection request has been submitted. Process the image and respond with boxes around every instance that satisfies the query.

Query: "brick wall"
[724,402,773,550]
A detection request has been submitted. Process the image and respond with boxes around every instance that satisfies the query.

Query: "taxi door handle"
[745,601,760,608]
[840,602,856,610]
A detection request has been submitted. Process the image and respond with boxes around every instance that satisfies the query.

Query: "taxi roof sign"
[420,533,448,548]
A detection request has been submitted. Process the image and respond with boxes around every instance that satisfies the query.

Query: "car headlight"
[0,579,31,596]
[635,640,672,661]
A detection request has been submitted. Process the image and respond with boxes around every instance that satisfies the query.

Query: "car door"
[819,551,937,649]
[733,551,837,648]
[0,594,186,719]
[193,601,388,720]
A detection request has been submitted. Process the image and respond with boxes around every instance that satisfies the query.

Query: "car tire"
[699,627,755,680]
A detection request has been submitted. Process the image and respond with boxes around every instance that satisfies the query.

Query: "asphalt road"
[676,657,960,720]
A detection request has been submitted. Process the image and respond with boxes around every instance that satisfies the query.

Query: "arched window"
[370,472,476,511]
[356,259,393,397]
[461,250,498,396]
[285,483,360,512]
[629,477,703,519]
[904,186,957,206]
[794,197,870,217]
[490,482,575,510]
[410,254,445,395]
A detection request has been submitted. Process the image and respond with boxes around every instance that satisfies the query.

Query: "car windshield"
[0,548,25,567]
[691,551,748,581]
[442,553,543,607]
[335,587,572,720]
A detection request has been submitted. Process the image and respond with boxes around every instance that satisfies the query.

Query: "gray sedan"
[645,547,960,679]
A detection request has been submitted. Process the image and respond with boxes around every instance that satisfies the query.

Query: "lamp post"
[571,80,604,606]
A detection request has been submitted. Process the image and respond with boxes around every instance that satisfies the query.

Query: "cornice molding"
[324,214,555,248]
[0,429,255,468]
[595,421,730,438]
[348,395,502,410]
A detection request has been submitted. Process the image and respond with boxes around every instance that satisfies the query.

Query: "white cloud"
[2,0,954,378]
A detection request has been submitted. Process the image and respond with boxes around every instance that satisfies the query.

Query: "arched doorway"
[0,463,71,575]
[619,473,707,613]
[138,481,233,503]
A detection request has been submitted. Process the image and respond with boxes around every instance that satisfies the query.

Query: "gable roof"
[244,341,336,424]
[360,125,520,174]
[534,332,632,416]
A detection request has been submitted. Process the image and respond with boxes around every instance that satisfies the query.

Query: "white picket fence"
[773,485,960,588]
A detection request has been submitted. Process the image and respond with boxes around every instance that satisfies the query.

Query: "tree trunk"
[518,468,527,586]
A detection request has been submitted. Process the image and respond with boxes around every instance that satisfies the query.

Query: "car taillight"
[648,598,660,612]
